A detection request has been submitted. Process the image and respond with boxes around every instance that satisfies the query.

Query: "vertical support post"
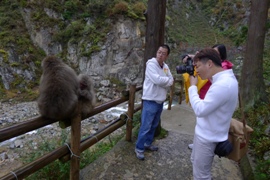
[179,79,183,104]
[126,84,136,141]
[168,77,175,110]
[70,103,81,180]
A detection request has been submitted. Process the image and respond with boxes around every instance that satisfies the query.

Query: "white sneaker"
[188,144,193,149]
[134,149,145,160]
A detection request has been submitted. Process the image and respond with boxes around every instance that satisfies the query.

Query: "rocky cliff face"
[0,13,145,89]
[0,7,146,96]
[0,0,251,98]
[77,17,145,86]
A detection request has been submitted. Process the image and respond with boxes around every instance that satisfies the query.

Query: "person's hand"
[182,54,195,63]
[182,55,188,63]
[168,78,174,86]
[189,75,198,86]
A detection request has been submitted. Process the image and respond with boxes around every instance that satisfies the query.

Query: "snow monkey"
[37,56,79,121]
[78,74,96,119]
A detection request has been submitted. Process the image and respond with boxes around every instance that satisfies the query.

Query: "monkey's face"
[80,81,87,90]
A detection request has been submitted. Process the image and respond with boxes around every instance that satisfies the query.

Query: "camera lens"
[176,65,187,74]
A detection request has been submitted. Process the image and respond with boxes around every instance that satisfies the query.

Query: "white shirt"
[188,69,238,142]
[142,58,174,103]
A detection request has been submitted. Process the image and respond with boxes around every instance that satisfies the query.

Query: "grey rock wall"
[0,8,146,95]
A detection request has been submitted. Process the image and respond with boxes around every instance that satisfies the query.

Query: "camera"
[176,55,194,75]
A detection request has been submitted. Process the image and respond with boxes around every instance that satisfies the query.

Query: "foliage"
[233,98,270,178]
[166,0,234,54]
[132,111,168,139]
[254,159,270,180]
[0,0,45,100]
[156,127,168,139]
[132,111,142,129]
[112,1,129,15]
[0,49,9,63]
[24,138,70,180]
[220,25,248,46]
[80,135,123,168]
[132,2,146,17]
[87,0,112,14]
[107,1,146,20]
[198,0,249,46]
[108,77,126,91]
[23,126,126,179]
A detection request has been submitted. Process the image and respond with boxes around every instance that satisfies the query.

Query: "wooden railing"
[0,78,184,180]
[168,77,184,110]
[0,85,142,180]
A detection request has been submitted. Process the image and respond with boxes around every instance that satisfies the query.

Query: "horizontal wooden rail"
[0,106,142,180]
[0,85,142,179]
[0,86,142,143]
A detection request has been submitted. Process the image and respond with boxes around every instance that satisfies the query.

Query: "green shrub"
[132,2,146,17]
[112,1,129,15]
[254,159,270,180]
[234,100,270,178]
[23,127,126,179]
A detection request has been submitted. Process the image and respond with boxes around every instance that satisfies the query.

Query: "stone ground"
[80,101,243,180]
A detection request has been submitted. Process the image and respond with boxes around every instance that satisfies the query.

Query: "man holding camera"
[177,54,208,106]
[135,44,174,160]
[188,48,238,179]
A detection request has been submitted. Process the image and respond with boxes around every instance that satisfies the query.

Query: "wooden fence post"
[70,103,82,180]
[179,79,183,104]
[126,84,136,141]
[168,77,175,110]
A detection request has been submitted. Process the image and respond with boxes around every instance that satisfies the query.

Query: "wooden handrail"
[167,77,183,109]
[0,107,142,180]
[0,85,142,180]
[0,86,142,143]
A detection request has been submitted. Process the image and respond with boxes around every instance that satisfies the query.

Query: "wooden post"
[168,77,175,110]
[179,79,183,104]
[70,103,82,180]
[126,84,136,141]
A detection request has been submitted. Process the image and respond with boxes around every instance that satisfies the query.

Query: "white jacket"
[142,58,174,103]
[188,69,238,142]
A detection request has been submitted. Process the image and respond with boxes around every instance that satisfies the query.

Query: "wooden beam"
[126,84,136,141]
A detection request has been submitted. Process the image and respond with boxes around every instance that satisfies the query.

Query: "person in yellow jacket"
[181,54,208,104]
[183,71,208,104]
[182,44,234,150]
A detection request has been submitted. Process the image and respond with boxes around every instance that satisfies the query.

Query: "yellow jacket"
[182,71,208,104]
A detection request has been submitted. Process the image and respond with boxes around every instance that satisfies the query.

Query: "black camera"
[176,55,194,75]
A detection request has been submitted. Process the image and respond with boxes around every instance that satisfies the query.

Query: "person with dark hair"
[188,48,238,179]
[212,44,227,60]
[212,44,233,69]
[135,44,174,160]
[198,44,233,100]
[187,44,234,149]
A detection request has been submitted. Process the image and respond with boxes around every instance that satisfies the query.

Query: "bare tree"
[143,0,167,135]
[240,0,269,109]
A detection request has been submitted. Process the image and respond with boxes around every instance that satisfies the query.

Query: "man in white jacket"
[135,44,174,160]
[188,48,238,179]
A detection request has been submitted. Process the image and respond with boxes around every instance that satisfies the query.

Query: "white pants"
[191,134,217,180]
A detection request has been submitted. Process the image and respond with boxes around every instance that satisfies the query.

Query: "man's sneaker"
[134,149,145,160]
[145,145,158,151]
[188,144,193,149]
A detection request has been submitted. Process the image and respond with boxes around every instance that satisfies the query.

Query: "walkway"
[80,101,243,180]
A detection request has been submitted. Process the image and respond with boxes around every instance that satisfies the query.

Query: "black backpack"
[214,139,233,158]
